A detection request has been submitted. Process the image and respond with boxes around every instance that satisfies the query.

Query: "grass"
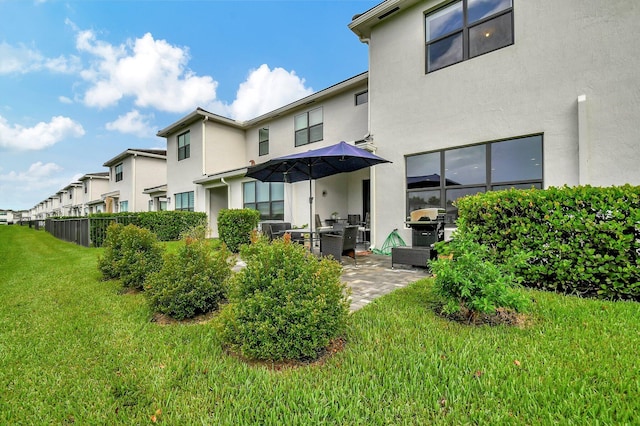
[1,225,639,424]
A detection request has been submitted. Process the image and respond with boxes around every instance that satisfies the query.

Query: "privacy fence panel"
[45,218,90,247]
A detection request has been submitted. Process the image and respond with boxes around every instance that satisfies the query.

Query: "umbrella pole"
[308,173,314,252]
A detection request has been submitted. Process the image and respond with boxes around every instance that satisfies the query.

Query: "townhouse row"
[27,0,640,248]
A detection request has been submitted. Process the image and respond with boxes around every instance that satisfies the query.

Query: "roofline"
[156,107,243,137]
[193,166,249,185]
[78,172,109,181]
[243,72,369,126]
[102,149,167,167]
[156,72,369,137]
[349,0,423,40]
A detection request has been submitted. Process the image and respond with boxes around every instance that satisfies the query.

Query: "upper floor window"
[259,127,269,156]
[243,181,284,221]
[175,191,194,212]
[294,107,323,147]
[406,134,542,223]
[69,191,73,200]
[178,131,190,161]
[425,0,513,73]
[84,182,88,194]
[115,164,123,182]
[355,91,368,105]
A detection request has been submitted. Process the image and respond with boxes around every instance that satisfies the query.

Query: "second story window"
[294,107,323,147]
[425,0,513,73]
[84,182,88,194]
[178,131,190,161]
[115,164,123,182]
[259,127,269,156]
[355,91,368,105]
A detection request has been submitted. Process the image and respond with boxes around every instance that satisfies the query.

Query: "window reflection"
[406,152,441,188]
[426,1,463,41]
[491,135,543,183]
[469,12,513,58]
[444,145,486,185]
[446,187,485,221]
[428,33,463,72]
[408,190,441,214]
[467,0,512,24]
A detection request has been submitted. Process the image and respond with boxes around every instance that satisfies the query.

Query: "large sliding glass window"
[243,181,284,220]
[425,0,514,73]
[406,134,543,223]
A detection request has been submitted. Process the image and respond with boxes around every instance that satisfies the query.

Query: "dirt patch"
[439,306,531,327]
[223,337,347,371]
[151,311,217,325]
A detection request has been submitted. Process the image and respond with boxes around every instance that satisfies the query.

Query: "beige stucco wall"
[365,0,640,246]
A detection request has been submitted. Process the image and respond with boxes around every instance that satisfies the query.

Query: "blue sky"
[0,0,379,210]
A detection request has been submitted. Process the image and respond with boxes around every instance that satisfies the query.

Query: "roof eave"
[348,0,423,39]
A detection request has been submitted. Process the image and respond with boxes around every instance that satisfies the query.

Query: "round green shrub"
[115,224,164,290]
[217,208,260,253]
[97,223,126,280]
[219,238,350,361]
[430,234,531,316]
[145,239,232,320]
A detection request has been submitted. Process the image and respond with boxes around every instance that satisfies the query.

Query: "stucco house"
[102,149,167,213]
[78,172,110,215]
[59,182,83,217]
[157,73,370,237]
[347,0,640,245]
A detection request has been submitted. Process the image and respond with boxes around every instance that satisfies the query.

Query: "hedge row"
[456,185,640,301]
[89,211,207,247]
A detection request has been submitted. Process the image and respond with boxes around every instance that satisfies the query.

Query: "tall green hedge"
[456,185,640,301]
[89,211,207,247]
[217,209,260,253]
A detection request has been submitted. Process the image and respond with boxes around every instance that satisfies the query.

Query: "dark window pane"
[446,187,485,222]
[467,0,512,24]
[295,129,308,146]
[257,202,271,220]
[272,201,285,220]
[408,190,441,217]
[492,183,542,191]
[309,124,323,143]
[444,145,486,185]
[469,12,513,58]
[491,135,543,183]
[426,1,463,41]
[428,32,463,72]
[259,140,269,156]
[355,91,368,105]
[406,152,441,188]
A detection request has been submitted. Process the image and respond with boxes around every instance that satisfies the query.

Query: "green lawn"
[1,225,638,424]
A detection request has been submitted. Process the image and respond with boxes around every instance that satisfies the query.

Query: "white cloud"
[77,30,218,113]
[226,64,314,121]
[0,115,85,150]
[105,109,155,137]
[0,42,80,74]
[59,96,73,104]
[0,162,75,209]
[0,161,62,183]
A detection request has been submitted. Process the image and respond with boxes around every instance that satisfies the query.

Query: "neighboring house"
[102,149,167,213]
[348,0,640,245]
[0,210,12,225]
[157,73,370,237]
[60,182,83,217]
[78,172,110,215]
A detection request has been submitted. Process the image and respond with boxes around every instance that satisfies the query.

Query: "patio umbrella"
[245,141,391,249]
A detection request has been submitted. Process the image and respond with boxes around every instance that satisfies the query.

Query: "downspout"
[221,177,231,208]
[131,154,137,212]
[202,116,209,176]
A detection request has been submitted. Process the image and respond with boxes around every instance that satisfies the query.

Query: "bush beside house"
[455,185,640,301]
[217,209,260,253]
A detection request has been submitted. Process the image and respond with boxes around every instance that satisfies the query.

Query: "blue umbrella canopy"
[245,141,391,249]
[246,141,390,183]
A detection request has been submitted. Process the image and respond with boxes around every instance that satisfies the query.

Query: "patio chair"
[358,212,370,245]
[347,214,361,226]
[315,214,332,231]
[320,225,358,265]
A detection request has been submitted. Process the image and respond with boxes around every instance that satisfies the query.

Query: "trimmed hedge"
[217,209,260,253]
[89,211,207,247]
[456,185,640,301]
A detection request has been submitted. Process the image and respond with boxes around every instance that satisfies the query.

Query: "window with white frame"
[406,134,542,223]
[294,107,323,147]
[178,131,190,161]
[115,164,123,182]
[175,191,194,211]
[119,200,129,212]
[259,127,269,156]
[425,0,514,73]
[243,181,284,220]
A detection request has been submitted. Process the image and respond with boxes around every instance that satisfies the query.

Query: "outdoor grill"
[391,208,445,268]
